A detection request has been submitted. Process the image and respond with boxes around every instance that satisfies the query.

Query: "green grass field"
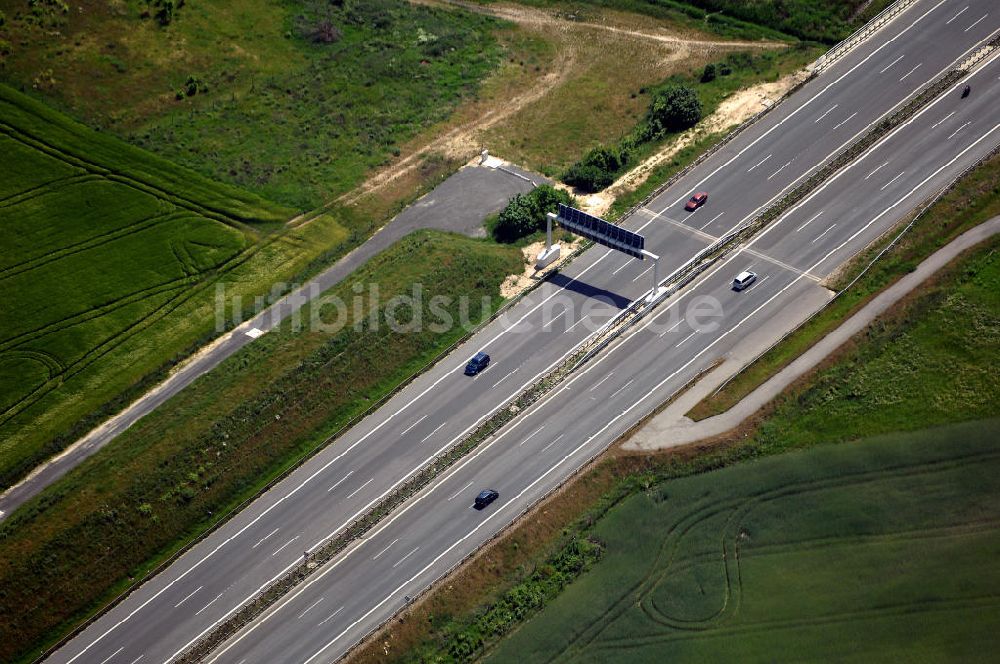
[0,230,522,664]
[508,0,868,42]
[484,234,1000,663]
[489,419,1000,663]
[0,83,351,491]
[0,0,503,209]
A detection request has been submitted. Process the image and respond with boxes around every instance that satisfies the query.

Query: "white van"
[732,271,757,291]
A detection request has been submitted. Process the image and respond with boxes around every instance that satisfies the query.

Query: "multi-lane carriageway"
[50,1,999,663]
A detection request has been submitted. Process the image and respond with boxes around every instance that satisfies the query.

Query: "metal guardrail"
[38,188,577,664]
[611,70,815,225]
[570,31,997,374]
[810,0,918,76]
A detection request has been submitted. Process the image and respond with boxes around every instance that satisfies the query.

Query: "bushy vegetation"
[562,44,818,194]
[517,0,866,43]
[492,184,575,242]
[682,0,864,43]
[562,146,631,194]
[0,0,503,210]
[401,537,603,663]
[0,231,522,664]
[382,205,1000,664]
[641,83,702,138]
[0,83,354,494]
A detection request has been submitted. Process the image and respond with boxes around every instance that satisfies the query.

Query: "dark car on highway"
[684,192,708,211]
[464,351,491,376]
[474,489,499,509]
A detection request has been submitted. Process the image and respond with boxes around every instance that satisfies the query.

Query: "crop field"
[487,419,1000,663]
[0,84,350,490]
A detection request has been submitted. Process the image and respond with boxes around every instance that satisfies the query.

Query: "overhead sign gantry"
[537,204,662,300]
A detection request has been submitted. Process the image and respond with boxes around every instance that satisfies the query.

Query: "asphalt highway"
[204,47,1000,664]
[46,1,999,662]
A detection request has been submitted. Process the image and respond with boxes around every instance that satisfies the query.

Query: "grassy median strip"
[687,148,1000,421]
[350,222,1000,664]
[0,231,522,664]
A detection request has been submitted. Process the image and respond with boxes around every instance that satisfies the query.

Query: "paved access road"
[46,1,998,662]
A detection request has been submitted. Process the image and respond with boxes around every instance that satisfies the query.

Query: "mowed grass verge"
[351,231,1000,664]
[0,84,351,491]
[490,419,1000,663]
[0,230,522,664]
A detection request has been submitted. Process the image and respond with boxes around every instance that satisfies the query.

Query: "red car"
[684,192,708,211]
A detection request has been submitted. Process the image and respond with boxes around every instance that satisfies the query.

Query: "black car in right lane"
[474,489,499,509]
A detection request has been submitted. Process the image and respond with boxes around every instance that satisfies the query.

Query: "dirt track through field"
[337,1,784,207]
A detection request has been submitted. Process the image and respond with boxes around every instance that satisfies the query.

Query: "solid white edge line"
[294,94,1000,664]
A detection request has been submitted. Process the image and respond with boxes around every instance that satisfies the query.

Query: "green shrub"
[700,62,717,83]
[562,146,629,194]
[295,0,344,43]
[345,0,395,29]
[646,84,702,137]
[401,536,603,663]
[493,184,574,243]
[145,0,184,26]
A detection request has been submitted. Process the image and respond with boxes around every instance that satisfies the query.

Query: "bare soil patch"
[499,237,585,299]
